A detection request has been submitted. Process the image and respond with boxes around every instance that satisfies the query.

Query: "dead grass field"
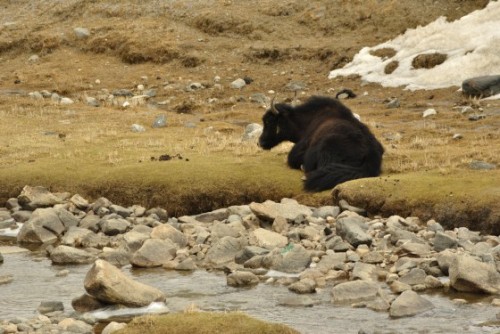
[0,0,498,229]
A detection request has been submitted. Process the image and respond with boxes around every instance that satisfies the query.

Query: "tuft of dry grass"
[114,311,300,334]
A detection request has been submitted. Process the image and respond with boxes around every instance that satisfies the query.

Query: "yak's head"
[258,99,298,149]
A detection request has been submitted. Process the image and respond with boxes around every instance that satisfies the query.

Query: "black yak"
[258,96,384,192]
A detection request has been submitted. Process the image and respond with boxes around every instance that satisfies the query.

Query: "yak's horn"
[270,96,279,115]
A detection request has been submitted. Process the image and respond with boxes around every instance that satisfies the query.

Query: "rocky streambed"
[0,185,499,333]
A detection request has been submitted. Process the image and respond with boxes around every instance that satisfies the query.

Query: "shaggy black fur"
[259,96,384,192]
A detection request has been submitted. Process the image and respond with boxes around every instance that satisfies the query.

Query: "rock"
[312,206,340,219]
[422,108,437,118]
[390,280,411,294]
[399,268,427,286]
[469,161,496,170]
[433,232,458,251]
[288,278,316,294]
[230,78,246,89]
[17,208,64,244]
[399,241,431,256]
[50,245,96,264]
[85,96,100,107]
[102,322,127,334]
[251,228,288,250]
[285,81,306,92]
[131,239,177,267]
[109,204,133,218]
[151,224,187,248]
[99,248,131,267]
[72,294,107,313]
[242,123,263,141]
[449,254,500,294]
[74,27,90,39]
[152,114,167,128]
[277,295,316,307]
[249,199,312,223]
[331,280,379,303]
[84,259,166,307]
[131,124,146,132]
[386,97,400,108]
[265,244,311,273]
[37,301,64,315]
[194,208,229,222]
[227,271,260,287]
[336,215,372,247]
[352,262,378,281]
[205,236,247,266]
[60,97,74,105]
[235,246,270,264]
[462,75,500,98]
[61,227,94,246]
[18,186,62,210]
[57,318,93,333]
[389,290,434,318]
[100,218,131,236]
[0,275,14,285]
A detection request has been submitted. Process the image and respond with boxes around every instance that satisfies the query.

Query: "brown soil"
[0,0,498,230]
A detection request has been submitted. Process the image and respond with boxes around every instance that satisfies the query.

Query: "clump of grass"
[115,311,300,334]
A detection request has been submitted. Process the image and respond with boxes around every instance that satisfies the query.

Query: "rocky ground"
[0,185,499,333]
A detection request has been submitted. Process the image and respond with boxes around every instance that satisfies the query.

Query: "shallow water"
[0,251,499,334]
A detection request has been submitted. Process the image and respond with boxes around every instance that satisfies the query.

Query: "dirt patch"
[412,53,448,69]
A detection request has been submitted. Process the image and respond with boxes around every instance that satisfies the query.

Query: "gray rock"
[84,259,165,307]
[462,75,500,98]
[37,301,64,315]
[288,278,316,294]
[285,81,306,92]
[50,245,96,264]
[152,114,167,128]
[389,290,434,318]
[242,123,263,142]
[109,205,133,218]
[249,199,312,223]
[352,262,378,281]
[74,27,90,39]
[79,213,101,232]
[102,322,127,334]
[399,268,427,286]
[131,124,146,133]
[277,295,316,307]
[249,93,269,105]
[85,96,100,107]
[265,244,311,273]
[331,280,379,303]
[71,293,106,313]
[449,254,500,294]
[17,208,65,244]
[227,271,260,287]
[151,224,187,248]
[61,227,93,246]
[235,246,270,264]
[230,78,246,89]
[433,231,458,251]
[210,221,242,240]
[205,236,247,266]
[469,161,496,170]
[100,218,131,236]
[195,208,229,223]
[312,206,340,219]
[338,201,366,215]
[131,239,177,267]
[56,207,80,229]
[315,253,346,273]
[399,242,431,256]
[17,186,62,210]
[336,215,372,247]
[99,248,131,267]
[251,228,288,250]
[112,89,133,97]
[58,318,93,333]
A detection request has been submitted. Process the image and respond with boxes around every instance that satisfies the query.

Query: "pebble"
[230,78,246,89]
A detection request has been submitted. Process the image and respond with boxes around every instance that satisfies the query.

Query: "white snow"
[328,1,500,92]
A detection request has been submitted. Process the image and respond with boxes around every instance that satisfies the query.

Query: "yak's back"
[293,96,355,120]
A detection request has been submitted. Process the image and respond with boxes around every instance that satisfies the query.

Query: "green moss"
[113,311,300,334]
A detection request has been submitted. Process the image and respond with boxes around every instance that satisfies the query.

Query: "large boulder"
[462,75,500,98]
[17,208,65,244]
[84,259,166,307]
[17,185,63,210]
[151,224,187,248]
[389,290,434,318]
[449,254,500,294]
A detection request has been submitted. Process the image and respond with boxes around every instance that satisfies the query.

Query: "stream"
[1,247,499,334]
